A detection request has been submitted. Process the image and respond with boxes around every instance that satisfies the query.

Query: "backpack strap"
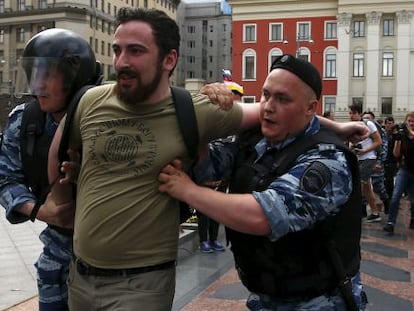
[58,84,96,163]
[171,86,199,157]
[170,86,199,223]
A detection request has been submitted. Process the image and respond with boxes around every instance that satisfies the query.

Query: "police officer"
[0,28,100,310]
[159,54,367,310]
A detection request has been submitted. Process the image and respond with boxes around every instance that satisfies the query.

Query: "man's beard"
[116,63,163,106]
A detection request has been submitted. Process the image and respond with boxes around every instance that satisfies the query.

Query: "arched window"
[269,48,283,71]
[242,49,256,80]
[324,47,337,78]
[296,47,311,61]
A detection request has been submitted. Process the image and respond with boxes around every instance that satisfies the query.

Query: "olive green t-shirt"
[70,84,243,269]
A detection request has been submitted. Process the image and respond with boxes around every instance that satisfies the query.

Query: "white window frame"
[243,24,257,43]
[242,49,256,80]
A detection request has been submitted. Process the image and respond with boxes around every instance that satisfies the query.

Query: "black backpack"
[57,86,199,223]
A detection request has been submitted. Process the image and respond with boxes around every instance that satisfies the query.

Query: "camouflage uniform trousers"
[35,226,72,311]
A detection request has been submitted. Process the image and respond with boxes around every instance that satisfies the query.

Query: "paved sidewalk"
[2,199,414,311]
[0,216,45,311]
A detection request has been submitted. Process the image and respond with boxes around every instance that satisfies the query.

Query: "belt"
[48,224,74,237]
[75,257,176,277]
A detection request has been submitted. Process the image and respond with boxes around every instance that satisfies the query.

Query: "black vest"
[20,100,51,200]
[226,126,362,299]
[20,100,73,236]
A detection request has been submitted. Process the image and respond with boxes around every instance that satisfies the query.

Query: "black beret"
[270,54,322,100]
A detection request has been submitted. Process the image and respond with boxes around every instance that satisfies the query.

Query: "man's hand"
[200,82,234,111]
[36,193,75,228]
[59,148,80,185]
[158,159,195,201]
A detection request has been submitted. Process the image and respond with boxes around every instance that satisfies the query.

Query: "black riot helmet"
[15,28,99,99]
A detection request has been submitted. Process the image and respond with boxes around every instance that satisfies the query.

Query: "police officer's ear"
[305,98,318,116]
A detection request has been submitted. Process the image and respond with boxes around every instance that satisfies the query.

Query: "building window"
[0,0,4,13]
[383,19,394,36]
[95,38,98,53]
[39,0,47,9]
[353,53,364,77]
[18,0,25,11]
[187,41,195,48]
[325,21,337,39]
[243,49,256,80]
[352,97,364,107]
[297,48,311,61]
[107,3,111,15]
[242,96,256,104]
[382,52,393,77]
[324,97,336,114]
[269,23,282,41]
[381,97,392,115]
[0,29,4,44]
[353,21,365,37]
[243,24,256,42]
[38,25,47,32]
[297,22,311,40]
[325,50,336,78]
[187,26,195,33]
[101,40,105,55]
[269,48,283,69]
[186,71,195,78]
[187,56,195,64]
[17,28,25,42]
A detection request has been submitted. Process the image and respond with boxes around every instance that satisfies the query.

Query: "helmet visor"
[14,56,80,97]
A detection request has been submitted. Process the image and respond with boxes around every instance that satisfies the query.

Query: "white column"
[365,11,381,113]
[395,10,413,117]
[336,13,352,119]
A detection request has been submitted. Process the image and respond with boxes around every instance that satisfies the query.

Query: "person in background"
[383,112,414,234]
[323,110,335,120]
[361,111,390,214]
[349,104,383,222]
[383,116,398,203]
[0,29,101,311]
[197,180,227,253]
[159,54,367,310]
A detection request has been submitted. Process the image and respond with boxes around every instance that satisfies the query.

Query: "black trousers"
[196,211,219,242]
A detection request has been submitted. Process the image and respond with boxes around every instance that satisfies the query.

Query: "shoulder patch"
[300,161,331,194]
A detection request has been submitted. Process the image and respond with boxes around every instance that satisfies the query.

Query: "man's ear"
[164,49,178,72]
[306,99,318,116]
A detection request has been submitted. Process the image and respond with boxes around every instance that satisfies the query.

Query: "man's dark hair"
[362,111,375,119]
[114,7,180,75]
[385,116,394,122]
[323,111,332,118]
[348,103,362,114]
